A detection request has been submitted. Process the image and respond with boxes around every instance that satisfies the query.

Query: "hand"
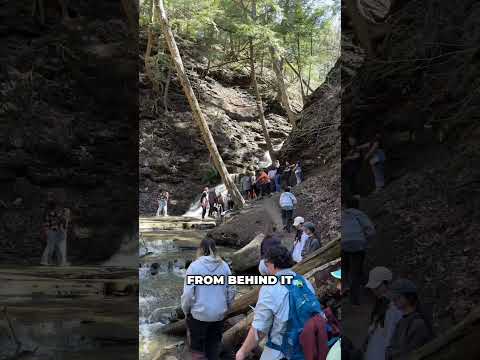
[235,349,247,360]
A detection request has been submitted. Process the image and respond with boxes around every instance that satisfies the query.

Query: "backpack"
[323,307,341,348]
[266,274,322,360]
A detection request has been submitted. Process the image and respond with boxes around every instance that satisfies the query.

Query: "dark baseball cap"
[390,278,417,296]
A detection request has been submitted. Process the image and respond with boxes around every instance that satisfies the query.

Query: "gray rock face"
[0,1,137,264]
[139,42,292,216]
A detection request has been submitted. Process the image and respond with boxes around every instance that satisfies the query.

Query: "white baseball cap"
[365,267,393,289]
[293,217,305,227]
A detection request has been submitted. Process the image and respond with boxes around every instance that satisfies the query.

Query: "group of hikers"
[343,132,386,196]
[240,160,304,200]
[179,194,434,360]
[340,195,434,360]
[154,160,304,220]
[181,221,325,360]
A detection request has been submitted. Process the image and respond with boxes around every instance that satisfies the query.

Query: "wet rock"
[148,308,171,324]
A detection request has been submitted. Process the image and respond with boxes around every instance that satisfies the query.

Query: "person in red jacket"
[300,314,329,360]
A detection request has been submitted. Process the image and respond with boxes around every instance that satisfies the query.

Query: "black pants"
[342,250,365,305]
[261,183,270,196]
[202,207,207,219]
[208,203,215,217]
[187,315,224,360]
[281,209,293,232]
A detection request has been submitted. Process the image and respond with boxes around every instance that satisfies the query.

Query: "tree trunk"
[307,33,313,95]
[163,67,171,113]
[157,0,245,209]
[408,306,480,360]
[250,40,275,159]
[152,0,160,23]
[121,0,138,36]
[270,46,296,125]
[249,0,275,159]
[145,29,154,59]
[284,57,315,95]
[296,34,306,105]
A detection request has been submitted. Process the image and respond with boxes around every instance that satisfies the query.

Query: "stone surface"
[0,1,138,264]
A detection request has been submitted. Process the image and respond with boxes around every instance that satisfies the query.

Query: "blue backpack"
[266,274,322,360]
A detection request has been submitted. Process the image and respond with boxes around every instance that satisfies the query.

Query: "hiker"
[342,136,362,197]
[257,170,271,198]
[268,166,277,193]
[274,161,283,193]
[258,222,281,275]
[279,186,297,232]
[208,188,218,217]
[241,172,253,199]
[326,269,342,360]
[217,193,225,214]
[182,238,236,360]
[235,246,321,360]
[225,192,234,211]
[294,161,304,185]
[251,171,259,200]
[40,191,71,266]
[341,196,376,305]
[363,267,403,360]
[386,279,433,360]
[293,216,305,243]
[358,133,386,192]
[291,222,321,263]
[156,190,169,217]
[283,161,293,187]
[200,187,209,220]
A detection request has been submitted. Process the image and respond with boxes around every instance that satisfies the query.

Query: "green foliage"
[142,0,340,95]
[202,166,221,185]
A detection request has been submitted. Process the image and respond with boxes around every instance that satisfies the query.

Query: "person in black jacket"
[386,279,433,360]
[258,222,281,275]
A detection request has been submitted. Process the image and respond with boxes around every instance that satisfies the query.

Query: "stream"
[138,218,236,360]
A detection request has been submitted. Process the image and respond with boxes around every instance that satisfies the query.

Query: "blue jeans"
[41,229,67,265]
[274,174,281,192]
[372,161,385,190]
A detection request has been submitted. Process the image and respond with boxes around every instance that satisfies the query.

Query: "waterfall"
[183,183,228,218]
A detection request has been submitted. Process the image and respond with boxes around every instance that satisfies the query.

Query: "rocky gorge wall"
[0,0,138,264]
[343,0,480,329]
[139,36,292,216]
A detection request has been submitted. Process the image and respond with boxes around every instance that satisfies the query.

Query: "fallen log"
[161,239,341,336]
[408,305,480,360]
[231,234,264,272]
[221,312,254,350]
[303,258,341,281]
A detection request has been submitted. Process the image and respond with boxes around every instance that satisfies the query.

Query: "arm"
[291,194,297,205]
[180,266,195,316]
[237,288,273,359]
[236,326,264,360]
[364,141,379,159]
[343,151,361,161]
[385,306,403,347]
[357,141,371,150]
[356,211,376,239]
[225,264,236,309]
[64,208,71,230]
